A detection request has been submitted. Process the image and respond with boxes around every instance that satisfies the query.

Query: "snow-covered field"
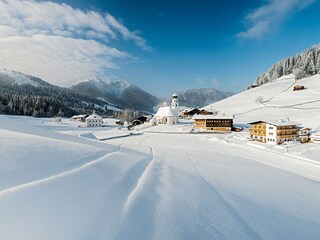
[1,115,320,240]
[205,74,320,130]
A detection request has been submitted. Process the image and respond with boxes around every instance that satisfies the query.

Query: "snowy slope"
[205,74,320,129]
[0,68,39,87]
[1,115,320,239]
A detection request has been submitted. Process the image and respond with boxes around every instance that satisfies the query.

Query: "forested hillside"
[253,45,320,87]
[0,70,109,117]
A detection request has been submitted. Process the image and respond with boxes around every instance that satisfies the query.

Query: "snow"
[1,114,320,239]
[86,77,130,97]
[155,106,176,117]
[0,68,39,87]
[205,74,320,129]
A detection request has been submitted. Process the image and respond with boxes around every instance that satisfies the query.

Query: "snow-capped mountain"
[251,44,320,88]
[0,69,111,117]
[0,69,39,87]
[80,77,131,98]
[71,78,159,112]
[163,88,234,108]
[0,68,53,88]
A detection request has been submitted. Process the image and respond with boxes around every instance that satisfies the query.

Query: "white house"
[150,93,179,125]
[298,128,310,143]
[86,111,103,127]
[310,132,320,143]
[265,119,299,144]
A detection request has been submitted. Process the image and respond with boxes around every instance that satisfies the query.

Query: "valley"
[1,115,320,240]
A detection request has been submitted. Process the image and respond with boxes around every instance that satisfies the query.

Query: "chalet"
[293,85,305,91]
[193,114,233,133]
[249,119,299,144]
[182,108,200,118]
[198,109,214,115]
[298,128,311,143]
[310,132,320,143]
[86,112,103,127]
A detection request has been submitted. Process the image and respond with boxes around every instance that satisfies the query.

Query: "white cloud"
[237,0,317,40]
[106,14,153,52]
[0,0,151,86]
[0,35,129,86]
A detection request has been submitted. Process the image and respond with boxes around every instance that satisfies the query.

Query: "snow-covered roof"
[192,114,233,120]
[72,114,88,119]
[155,106,176,117]
[86,113,102,120]
[265,119,300,126]
[249,119,300,126]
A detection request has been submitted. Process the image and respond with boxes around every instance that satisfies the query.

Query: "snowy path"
[1,117,320,239]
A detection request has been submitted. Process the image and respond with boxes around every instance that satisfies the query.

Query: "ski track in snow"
[0,145,122,198]
[123,146,156,212]
[186,153,262,239]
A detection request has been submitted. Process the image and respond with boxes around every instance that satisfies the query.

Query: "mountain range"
[162,88,234,109]
[0,68,234,116]
[71,78,159,113]
[0,69,109,117]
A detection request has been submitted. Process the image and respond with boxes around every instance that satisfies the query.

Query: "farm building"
[86,112,103,127]
[71,114,89,122]
[310,132,320,143]
[182,108,200,118]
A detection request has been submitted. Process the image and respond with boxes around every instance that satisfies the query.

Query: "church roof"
[155,106,177,117]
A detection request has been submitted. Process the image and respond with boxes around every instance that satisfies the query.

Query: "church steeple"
[171,93,178,109]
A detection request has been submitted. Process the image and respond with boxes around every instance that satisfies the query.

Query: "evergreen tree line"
[253,45,320,87]
[0,81,110,117]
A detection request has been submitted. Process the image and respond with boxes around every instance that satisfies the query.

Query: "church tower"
[171,93,178,109]
[171,93,179,119]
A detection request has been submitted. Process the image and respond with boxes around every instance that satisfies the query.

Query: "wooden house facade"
[193,114,233,133]
[293,85,305,91]
[249,121,267,142]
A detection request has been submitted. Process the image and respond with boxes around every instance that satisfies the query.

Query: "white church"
[150,93,179,125]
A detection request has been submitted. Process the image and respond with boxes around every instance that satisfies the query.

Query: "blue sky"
[0,0,320,97]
